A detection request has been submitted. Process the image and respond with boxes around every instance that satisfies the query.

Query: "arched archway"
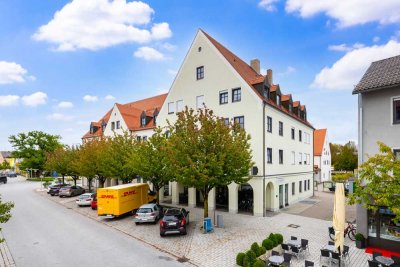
[265,182,275,211]
[216,185,229,211]
[238,183,253,214]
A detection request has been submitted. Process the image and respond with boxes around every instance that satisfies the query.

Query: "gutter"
[263,101,266,217]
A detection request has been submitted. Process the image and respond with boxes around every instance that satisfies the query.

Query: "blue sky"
[1,0,400,150]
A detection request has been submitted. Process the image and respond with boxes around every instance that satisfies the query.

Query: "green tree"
[0,161,10,170]
[73,141,98,192]
[129,128,174,204]
[348,142,400,222]
[0,196,14,243]
[45,146,79,185]
[9,131,62,174]
[105,133,138,185]
[167,107,253,218]
[331,141,358,172]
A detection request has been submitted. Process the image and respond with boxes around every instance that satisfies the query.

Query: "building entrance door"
[279,185,284,209]
[285,183,289,206]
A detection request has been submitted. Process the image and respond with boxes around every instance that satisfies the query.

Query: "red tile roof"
[201,29,312,128]
[282,94,292,102]
[314,129,327,156]
[82,94,167,140]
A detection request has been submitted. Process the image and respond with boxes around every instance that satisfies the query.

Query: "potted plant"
[355,233,366,249]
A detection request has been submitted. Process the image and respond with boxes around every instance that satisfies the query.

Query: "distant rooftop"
[353,55,400,94]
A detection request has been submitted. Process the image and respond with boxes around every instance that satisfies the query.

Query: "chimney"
[250,59,260,74]
[267,69,273,85]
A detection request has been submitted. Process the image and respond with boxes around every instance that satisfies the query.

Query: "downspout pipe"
[263,100,266,217]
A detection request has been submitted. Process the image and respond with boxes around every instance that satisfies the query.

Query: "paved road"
[0,177,183,267]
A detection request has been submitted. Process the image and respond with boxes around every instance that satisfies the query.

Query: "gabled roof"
[82,94,167,140]
[282,94,292,102]
[353,55,400,94]
[314,129,327,156]
[201,29,313,129]
[82,109,112,139]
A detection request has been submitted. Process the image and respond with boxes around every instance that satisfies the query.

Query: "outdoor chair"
[271,250,280,256]
[281,243,290,253]
[328,241,335,245]
[372,252,382,261]
[331,252,341,266]
[342,245,350,263]
[283,252,292,265]
[291,246,302,259]
[291,236,298,240]
[267,261,279,267]
[304,260,314,267]
[320,249,331,265]
[368,260,381,267]
[301,239,309,254]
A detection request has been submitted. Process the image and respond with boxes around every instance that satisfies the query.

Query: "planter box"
[356,239,366,249]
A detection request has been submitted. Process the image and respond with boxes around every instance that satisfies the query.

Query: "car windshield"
[164,215,182,220]
[79,194,90,199]
[137,208,152,213]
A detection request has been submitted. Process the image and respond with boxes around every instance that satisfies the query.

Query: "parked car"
[59,185,85,197]
[134,203,163,224]
[91,193,97,210]
[76,193,95,206]
[0,175,7,184]
[7,172,17,178]
[160,208,190,237]
[48,183,69,195]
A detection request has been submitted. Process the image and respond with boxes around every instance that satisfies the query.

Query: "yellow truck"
[97,183,156,217]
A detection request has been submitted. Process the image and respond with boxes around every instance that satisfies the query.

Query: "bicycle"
[328,220,357,241]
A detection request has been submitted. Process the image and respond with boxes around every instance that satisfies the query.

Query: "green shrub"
[258,246,266,256]
[268,233,278,246]
[262,238,274,250]
[274,233,283,244]
[355,233,365,241]
[250,242,260,255]
[253,259,265,267]
[244,250,256,267]
[236,252,245,266]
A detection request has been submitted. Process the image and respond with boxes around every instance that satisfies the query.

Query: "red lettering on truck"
[100,195,114,199]
[122,190,136,197]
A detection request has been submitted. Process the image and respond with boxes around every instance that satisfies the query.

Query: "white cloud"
[21,92,47,107]
[105,95,116,101]
[160,42,176,52]
[0,61,31,84]
[258,0,279,12]
[32,0,172,51]
[0,95,20,106]
[58,101,74,108]
[47,113,73,121]
[373,36,380,43]
[83,95,98,102]
[286,0,400,28]
[312,40,400,90]
[134,46,165,61]
[328,43,365,52]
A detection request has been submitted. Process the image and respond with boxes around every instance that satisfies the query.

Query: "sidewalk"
[0,232,16,267]
[37,189,370,267]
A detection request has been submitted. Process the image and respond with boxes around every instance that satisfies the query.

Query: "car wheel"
[181,228,187,235]
[135,222,139,225]
[160,232,165,237]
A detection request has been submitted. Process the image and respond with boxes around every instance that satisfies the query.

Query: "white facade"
[157,30,314,216]
[313,131,331,182]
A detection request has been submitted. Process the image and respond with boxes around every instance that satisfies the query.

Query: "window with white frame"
[196,95,204,109]
[291,151,295,165]
[116,121,120,129]
[232,88,241,102]
[219,90,228,104]
[196,66,204,80]
[234,116,245,129]
[291,127,295,140]
[279,121,283,136]
[176,100,184,113]
[267,148,272,163]
[393,98,400,124]
[168,102,174,114]
[267,116,272,133]
[279,149,283,164]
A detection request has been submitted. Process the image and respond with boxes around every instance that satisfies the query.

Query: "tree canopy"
[348,142,400,222]
[166,107,253,218]
[0,196,14,243]
[330,141,358,172]
[9,131,62,173]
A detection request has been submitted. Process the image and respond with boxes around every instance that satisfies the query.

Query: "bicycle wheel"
[348,228,356,241]
[329,227,336,241]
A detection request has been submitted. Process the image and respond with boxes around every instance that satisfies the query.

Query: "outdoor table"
[375,256,394,266]
[268,255,284,265]
[324,245,336,252]
[287,239,301,247]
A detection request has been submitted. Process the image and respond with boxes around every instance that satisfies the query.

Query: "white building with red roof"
[313,129,331,182]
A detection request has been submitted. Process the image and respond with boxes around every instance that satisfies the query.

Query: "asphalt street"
[0,177,183,267]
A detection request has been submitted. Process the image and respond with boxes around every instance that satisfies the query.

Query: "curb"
[0,232,16,267]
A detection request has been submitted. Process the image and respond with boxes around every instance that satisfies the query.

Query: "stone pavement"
[0,232,16,267]
[37,189,371,267]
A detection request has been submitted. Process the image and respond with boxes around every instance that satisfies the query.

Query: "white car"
[134,203,163,224]
[76,193,95,206]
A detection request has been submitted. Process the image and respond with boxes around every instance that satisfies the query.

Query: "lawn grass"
[26,177,55,182]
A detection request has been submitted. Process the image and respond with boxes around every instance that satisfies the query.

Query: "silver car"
[134,203,163,224]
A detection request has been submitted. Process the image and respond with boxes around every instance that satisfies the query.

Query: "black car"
[0,175,7,184]
[160,208,190,237]
[48,183,69,196]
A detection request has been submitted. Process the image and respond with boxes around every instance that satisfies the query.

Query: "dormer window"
[154,115,157,126]
[276,95,281,106]
[141,117,146,127]
[263,85,269,99]
[289,104,292,112]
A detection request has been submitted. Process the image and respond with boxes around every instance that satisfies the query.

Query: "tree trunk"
[73,176,77,186]
[88,178,92,193]
[203,190,209,218]
[62,174,65,184]
[99,177,105,188]
[155,185,160,205]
